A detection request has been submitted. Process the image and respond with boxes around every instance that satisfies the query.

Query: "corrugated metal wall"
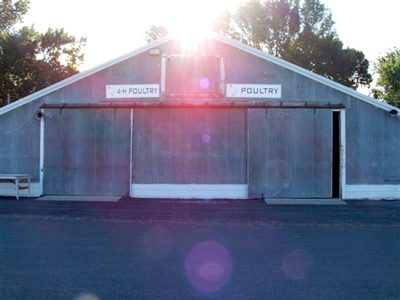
[248,108,333,198]
[0,102,41,178]
[44,108,130,195]
[132,108,247,184]
[346,100,400,184]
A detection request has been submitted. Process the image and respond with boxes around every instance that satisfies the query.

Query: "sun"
[163,0,234,48]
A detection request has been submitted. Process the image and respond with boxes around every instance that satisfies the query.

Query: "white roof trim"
[1,33,399,115]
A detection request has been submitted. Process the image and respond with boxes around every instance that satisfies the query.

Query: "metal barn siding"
[345,100,400,184]
[0,102,40,175]
[43,108,130,196]
[132,108,247,184]
[48,50,162,105]
[0,34,399,199]
[0,101,42,196]
[248,109,333,198]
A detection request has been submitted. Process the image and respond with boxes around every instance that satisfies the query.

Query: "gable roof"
[1,33,399,116]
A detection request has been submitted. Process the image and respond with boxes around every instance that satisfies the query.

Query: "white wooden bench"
[0,174,34,200]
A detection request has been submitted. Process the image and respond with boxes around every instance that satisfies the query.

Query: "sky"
[21,0,400,94]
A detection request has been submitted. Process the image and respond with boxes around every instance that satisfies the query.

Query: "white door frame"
[333,108,346,199]
[39,108,45,196]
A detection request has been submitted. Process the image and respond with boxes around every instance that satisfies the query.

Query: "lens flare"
[185,241,233,293]
[73,292,100,300]
[202,134,210,143]
[282,250,313,280]
[199,77,210,90]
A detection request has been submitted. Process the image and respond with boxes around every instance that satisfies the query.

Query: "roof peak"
[1,33,398,115]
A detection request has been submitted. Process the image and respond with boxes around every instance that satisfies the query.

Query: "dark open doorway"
[332,111,341,198]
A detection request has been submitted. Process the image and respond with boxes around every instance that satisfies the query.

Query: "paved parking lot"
[1,198,399,299]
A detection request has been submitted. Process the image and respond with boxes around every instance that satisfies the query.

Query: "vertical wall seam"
[331,111,334,197]
[39,109,45,196]
[59,109,63,194]
[93,110,98,194]
[289,110,295,198]
[112,108,115,194]
[266,109,269,195]
[130,109,133,197]
[313,109,316,196]
[76,113,81,195]
[293,111,297,195]
[245,109,249,197]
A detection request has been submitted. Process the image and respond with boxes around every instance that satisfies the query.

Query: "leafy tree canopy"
[214,0,372,89]
[0,0,86,106]
[372,48,400,108]
[144,0,372,90]
[0,0,29,32]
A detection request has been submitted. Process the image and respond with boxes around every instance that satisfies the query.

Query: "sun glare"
[164,0,232,48]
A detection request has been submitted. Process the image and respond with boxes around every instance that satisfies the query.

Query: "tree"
[286,34,371,88]
[372,48,400,108]
[144,24,169,43]
[212,10,242,42]
[213,0,372,89]
[0,0,86,106]
[229,0,301,56]
[0,0,29,32]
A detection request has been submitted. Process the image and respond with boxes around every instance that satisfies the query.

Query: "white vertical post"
[39,108,45,196]
[28,178,31,197]
[246,108,250,198]
[219,57,226,95]
[15,178,19,200]
[161,55,167,95]
[129,109,133,198]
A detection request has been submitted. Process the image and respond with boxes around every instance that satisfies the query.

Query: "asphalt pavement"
[0,197,399,225]
[1,197,399,300]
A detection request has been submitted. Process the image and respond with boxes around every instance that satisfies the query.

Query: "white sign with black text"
[226,84,282,98]
[106,84,160,99]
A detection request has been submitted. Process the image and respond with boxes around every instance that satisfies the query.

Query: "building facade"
[1,34,399,199]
